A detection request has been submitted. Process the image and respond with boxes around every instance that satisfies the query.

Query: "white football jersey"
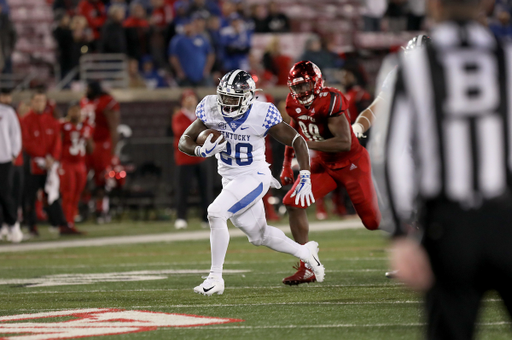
[195,95,282,178]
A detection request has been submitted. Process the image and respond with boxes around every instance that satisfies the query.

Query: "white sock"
[208,216,230,279]
[261,226,309,260]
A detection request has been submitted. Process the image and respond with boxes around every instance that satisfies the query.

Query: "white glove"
[195,134,227,158]
[290,170,315,207]
[352,123,366,139]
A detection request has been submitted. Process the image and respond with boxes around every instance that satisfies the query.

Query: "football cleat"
[282,260,316,286]
[194,275,225,296]
[8,223,24,243]
[59,225,85,235]
[49,225,60,234]
[175,219,188,230]
[304,241,325,282]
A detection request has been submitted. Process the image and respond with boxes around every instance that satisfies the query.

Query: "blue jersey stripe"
[228,183,263,214]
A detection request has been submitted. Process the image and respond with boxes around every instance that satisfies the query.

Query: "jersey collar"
[223,105,252,132]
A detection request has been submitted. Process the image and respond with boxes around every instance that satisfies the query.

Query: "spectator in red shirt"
[150,0,174,28]
[171,89,213,229]
[77,0,107,43]
[59,102,93,233]
[124,2,150,61]
[21,91,80,236]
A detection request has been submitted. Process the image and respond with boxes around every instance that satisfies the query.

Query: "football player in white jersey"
[178,69,324,296]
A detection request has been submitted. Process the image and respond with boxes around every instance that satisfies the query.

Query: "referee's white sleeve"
[370,65,418,237]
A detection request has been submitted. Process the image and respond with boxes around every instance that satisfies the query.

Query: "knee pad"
[244,226,266,247]
[207,203,229,222]
[248,236,263,247]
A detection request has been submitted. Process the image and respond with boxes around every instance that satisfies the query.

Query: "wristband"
[194,146,201,157]
[299,170,311,177]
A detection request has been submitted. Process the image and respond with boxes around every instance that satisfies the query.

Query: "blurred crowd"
[49,0,292,88]
[0,0,507,89]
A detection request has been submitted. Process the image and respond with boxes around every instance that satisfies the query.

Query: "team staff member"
[171,89,213,230]
[372,0,512,338]
[0,88,23,243]
[22,91,79,236]
[59,102,93,233]
[80,81,120,223]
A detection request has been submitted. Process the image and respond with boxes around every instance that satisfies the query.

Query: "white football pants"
[206,167,309,278]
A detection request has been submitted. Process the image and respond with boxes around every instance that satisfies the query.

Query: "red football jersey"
[80,94,120,142]
[60,121,93,163]
[285,86,363,169]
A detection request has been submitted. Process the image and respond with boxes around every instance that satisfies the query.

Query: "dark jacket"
[98,19,127,54]
[0,12,16,67]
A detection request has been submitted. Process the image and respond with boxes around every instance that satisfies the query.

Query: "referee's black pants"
[422,197,512,340]
[174,160,214,223]
[0,162,17,226]
[25,172,67,229]
[11,165,24,213]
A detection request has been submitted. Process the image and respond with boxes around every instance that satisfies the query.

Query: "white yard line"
[0,219,365,253]
[0,283,403,295]
[0,299,504,313]
[172,321,512,330]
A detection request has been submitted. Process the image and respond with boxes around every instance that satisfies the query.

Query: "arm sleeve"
[8,110,21,158]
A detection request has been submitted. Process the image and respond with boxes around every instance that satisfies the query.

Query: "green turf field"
[0,222,510,339]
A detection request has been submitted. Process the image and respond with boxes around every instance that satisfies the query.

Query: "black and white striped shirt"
[371,21,512,236]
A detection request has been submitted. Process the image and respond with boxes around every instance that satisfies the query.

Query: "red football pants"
[59,161,87,225]
[87,139,112,187]
[283,148,381,230]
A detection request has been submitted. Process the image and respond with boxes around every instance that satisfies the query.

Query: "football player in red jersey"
[59,102,93,233]
[80,81,120,223]
[281,61,381,285]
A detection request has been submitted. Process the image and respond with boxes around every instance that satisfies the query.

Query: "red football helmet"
[287,61,324,106]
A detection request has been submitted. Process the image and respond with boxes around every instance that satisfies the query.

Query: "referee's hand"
[389,237,434,292]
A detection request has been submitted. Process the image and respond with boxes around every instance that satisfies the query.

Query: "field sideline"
[0,219,510,340]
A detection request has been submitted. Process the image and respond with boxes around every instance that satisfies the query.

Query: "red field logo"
[0,308,244,339]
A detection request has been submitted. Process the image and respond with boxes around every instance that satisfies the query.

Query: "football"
[196,129,223,146]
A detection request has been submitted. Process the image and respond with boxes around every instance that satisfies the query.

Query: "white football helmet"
[217,70,257,118]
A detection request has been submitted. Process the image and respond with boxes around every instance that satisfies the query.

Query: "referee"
[371,0,512,339]
[0,88,23,243]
